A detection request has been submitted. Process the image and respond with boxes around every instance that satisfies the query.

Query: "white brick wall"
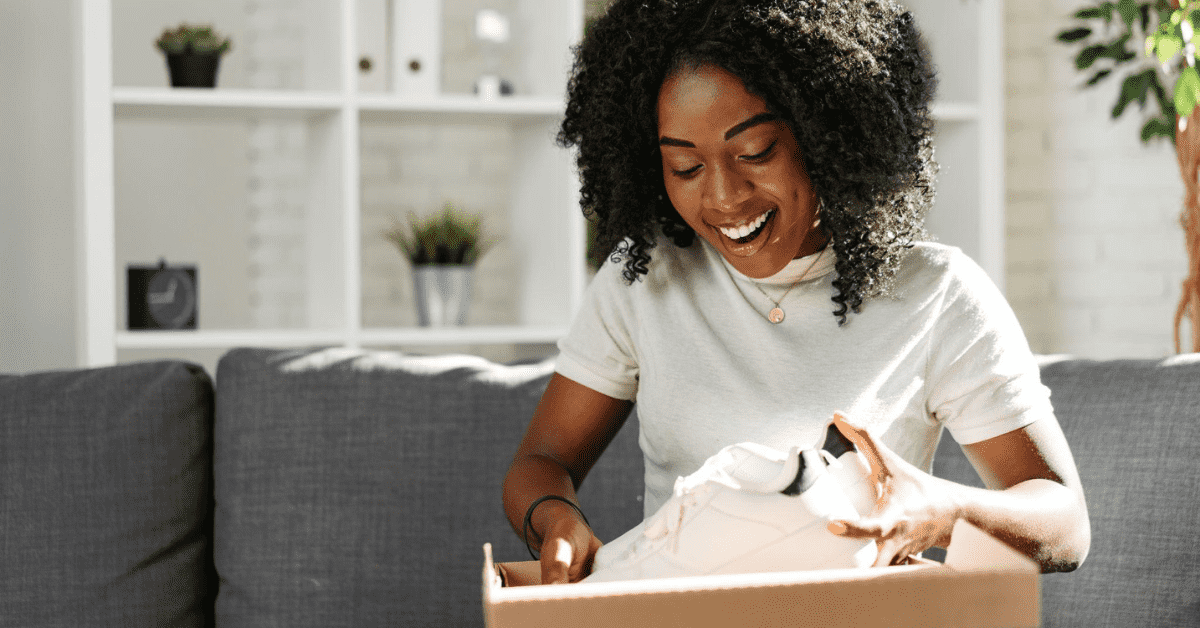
[1005,0,1193,357]
[244,0,525,336]
[245,1,309,329]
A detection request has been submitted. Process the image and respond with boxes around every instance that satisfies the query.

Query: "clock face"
[146,268,197,329]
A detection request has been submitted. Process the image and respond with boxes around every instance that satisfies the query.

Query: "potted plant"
[1058,0,1200,352]
[383,203,492,327]
[155,23,232,88]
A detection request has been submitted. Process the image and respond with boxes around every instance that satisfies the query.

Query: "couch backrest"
[932,355,1200,628]
[211,347,644,628]
[0,361,217,628]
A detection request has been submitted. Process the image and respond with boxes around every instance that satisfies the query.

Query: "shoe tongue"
[718,442,801,493]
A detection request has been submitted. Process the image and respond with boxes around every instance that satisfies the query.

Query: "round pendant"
[768,307,785,324]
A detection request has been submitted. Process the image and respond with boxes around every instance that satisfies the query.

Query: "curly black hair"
[558,0,939,324]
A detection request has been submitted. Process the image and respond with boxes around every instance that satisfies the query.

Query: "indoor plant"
[1058,0,1200,352]
[383,203,492,327]
[155,23,232,88]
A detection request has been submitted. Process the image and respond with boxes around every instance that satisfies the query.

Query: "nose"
[703,162,752,213]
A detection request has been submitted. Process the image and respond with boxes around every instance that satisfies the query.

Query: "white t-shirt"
[556,237,1052,518]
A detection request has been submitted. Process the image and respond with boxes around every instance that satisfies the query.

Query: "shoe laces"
[636,447,765,555]
[643,489,700,552]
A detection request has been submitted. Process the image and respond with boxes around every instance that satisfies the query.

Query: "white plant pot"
[412,265,474,327]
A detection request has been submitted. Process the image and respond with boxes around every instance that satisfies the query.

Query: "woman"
[503,0,1090,584]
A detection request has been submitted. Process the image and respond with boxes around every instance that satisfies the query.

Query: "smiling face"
[657,64,827,278]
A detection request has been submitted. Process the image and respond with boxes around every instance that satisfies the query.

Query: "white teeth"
[717,210,771,240]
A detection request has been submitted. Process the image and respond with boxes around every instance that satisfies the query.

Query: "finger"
[577,536,603,580]
[541,538,573,585]
[828,516,890,539]
[832,412,891,482]
[872,538,905,568]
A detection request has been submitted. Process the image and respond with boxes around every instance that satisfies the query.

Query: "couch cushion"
[212,347,643,628]
[932,355,1200,627]
[0,361,216,628]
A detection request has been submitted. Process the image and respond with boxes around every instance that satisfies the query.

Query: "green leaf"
[1154,34,1183,63]
[1104,34,1137,63]
[1076,43,1109,69]
[1141,116,1175,142]
[1057,27,1092,43]
[1113,69,1152,117]
[1151,71,1175,113]
[1088,68,1114,85]
[1175,65,1200,117]
[1076,3,1115,22]
[1118,0,1140,28]
[1158,1,1178,26]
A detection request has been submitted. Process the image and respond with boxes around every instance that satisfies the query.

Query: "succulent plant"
[384,203,492,266]
[156,23,232,56]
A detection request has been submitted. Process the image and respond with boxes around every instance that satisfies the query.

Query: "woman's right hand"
[538,505,603,584]
[502,374,632,583]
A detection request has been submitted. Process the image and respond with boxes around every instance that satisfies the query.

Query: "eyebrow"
[658,112,780,147]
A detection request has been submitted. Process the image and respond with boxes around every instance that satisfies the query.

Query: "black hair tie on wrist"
[522,495,591,560]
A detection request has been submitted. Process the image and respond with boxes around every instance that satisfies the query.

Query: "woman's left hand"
[826,412,962,567]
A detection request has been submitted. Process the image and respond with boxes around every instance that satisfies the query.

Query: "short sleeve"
[555,258,640,401]
[925,251,1053,444]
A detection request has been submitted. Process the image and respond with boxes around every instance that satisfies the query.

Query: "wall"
[1004,0,1192,358]
[0,0,79,373]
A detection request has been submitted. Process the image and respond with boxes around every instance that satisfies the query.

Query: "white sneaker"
[816,421,878,518]
[582,436,877,583]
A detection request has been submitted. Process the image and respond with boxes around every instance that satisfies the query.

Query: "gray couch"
[1,347,1197,627]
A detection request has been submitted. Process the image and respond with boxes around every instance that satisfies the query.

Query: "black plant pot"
[165,52,221,88]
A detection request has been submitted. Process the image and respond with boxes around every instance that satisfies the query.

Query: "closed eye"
[668,138,777,178]
[742,140,777,162]
[671,164,702,178]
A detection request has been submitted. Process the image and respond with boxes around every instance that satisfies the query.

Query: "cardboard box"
[482,519,1039,628]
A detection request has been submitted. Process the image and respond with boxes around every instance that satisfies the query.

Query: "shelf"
[931,101,980,122]
[358,325,567,346]
[116,329,348,349]
[112,87,565,125]
[113,87,343,119]
[358,94,564,123]
[115,325,567,349]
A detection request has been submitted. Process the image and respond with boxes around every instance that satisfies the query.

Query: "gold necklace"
[750,247,827,324]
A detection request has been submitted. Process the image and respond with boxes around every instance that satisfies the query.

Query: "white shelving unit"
[78,0,585,366]
[78,0,1000,368]
[904,0,1006,291]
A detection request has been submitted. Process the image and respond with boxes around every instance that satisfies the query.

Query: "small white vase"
[412,265,474,327]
